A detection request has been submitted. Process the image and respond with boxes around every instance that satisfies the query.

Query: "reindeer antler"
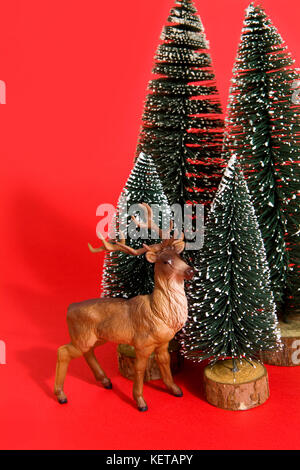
[88,203,185,257]
[132,203,173,240]
[88,232,149,256]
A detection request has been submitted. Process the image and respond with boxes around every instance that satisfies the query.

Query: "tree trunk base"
[204,359,269,411]
[260,315,300,367]
[117,340,183,382]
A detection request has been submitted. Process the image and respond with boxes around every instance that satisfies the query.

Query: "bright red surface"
[0,0,299,450]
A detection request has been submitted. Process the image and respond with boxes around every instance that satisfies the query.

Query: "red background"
[0,0,299,450]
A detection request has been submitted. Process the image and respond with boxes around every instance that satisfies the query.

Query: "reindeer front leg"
[133,346,154,412]
[155,343,183,397]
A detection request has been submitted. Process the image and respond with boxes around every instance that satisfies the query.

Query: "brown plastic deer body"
[54,204,194,411]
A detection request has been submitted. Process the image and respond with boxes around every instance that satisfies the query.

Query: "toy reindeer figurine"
[54,203,194,411]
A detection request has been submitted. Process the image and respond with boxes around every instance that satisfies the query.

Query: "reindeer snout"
[185,267,195,280]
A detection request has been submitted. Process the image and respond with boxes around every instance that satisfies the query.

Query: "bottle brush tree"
[182,156,282,364]
[102,152,170,299]
[223,3,300,317]
[136,0,225,212]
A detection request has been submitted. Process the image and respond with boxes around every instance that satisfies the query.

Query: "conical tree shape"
[102,153,170,299]
[182,156,281,363]
[223,3,300,316]
[137,0,225,210]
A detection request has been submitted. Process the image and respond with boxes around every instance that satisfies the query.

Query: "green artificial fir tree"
[182,156,281,365]
[223,3,300,317]
[102,152,170,299]
[136,0,225,211]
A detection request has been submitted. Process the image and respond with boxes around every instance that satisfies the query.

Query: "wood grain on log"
[204,359,269,411]
[260,315,300,367]
[117,341,183,381]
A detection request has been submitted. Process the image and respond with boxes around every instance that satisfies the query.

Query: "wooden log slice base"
[260,314,300,367]
[117,340,183,382]
[204,359,269,411]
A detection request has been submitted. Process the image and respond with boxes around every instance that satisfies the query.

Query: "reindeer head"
[142,238,195,282]
[88,203,194,282]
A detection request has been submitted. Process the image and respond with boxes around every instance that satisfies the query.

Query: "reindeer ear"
[145,251,157,264]
[173,241,185,254]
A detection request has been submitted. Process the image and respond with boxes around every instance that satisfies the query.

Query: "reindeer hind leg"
[54,342,82,404]
[84,345,112,389]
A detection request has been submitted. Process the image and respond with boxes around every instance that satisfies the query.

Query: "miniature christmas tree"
[102,152,170,299]
[182,156,281,364]
[223,3,300,316]
[136,0,225,211]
